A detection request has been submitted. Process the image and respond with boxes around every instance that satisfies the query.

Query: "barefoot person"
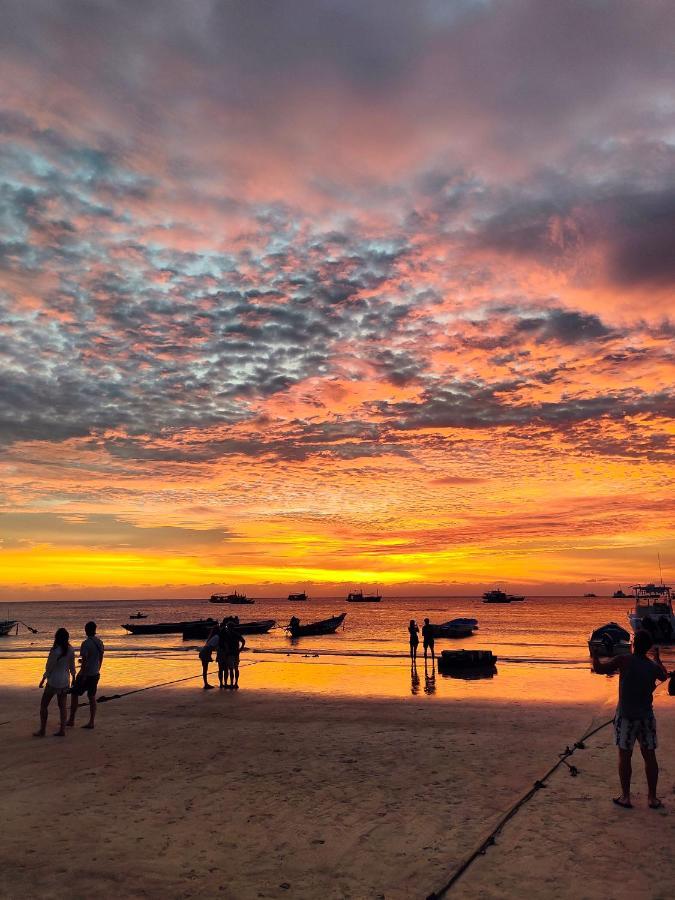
[199,624,220,689]
[592,629,668,809]
[68,621,104,729]
[422,617,435,661]
[221,621,246,689]
[408,619,419,661]
[35,628,76,737]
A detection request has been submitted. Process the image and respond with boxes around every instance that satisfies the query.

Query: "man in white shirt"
[68,620,105,729]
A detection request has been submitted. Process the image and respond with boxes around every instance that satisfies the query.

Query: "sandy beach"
[2,663,673,900]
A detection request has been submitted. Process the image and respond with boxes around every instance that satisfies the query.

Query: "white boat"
[430,618,479,639]
[627,584,675,642]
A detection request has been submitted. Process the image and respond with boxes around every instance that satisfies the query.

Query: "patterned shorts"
[614,713,657,751]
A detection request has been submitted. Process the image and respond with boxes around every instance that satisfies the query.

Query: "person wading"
[592,629,668,809]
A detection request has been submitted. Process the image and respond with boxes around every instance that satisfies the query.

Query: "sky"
[1,0,674,599]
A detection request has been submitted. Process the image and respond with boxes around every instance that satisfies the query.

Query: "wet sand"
[1,666,673,900]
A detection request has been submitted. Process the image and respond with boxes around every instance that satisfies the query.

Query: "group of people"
[199,617,246,690]
[408,618,435,660]
[35,621,104,737]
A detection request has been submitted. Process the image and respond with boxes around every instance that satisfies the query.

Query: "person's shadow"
[410,661,420,695]
[424,658,436,695]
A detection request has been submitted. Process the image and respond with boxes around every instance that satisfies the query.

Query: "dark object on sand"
[438,649,497,672]
[122,618,218,635]
[182,619,276,640]
[588,622,631,657]
[129,612,148,619]
[286,613,346,637]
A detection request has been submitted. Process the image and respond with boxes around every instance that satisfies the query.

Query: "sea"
[2,595,672,705]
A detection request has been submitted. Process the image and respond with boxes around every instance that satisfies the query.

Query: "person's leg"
[85,689,97,728]
[641,747,659,805]
[55,692,67,736]
[234,661,239,688]
[218,663,224,687]
[618,748,633,803]
[67,690,79,726]
[201,656,210,688]
[34,687,54,736]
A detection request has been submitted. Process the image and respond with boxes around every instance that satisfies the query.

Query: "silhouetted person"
[35,628,75,737]
[408,619,419,660]
[422,617,435,661]
[221,622,246,689]
[592,630,668,809]
[199,624,220,689]
[68,621,104,729]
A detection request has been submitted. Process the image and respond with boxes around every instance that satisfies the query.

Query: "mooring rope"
[96,660,260,704]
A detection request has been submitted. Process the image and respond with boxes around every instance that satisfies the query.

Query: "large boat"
[588,622,632,657]
[430,618,478,639]
[210,591,254,605]
[288,592,308,601]
[612,588,628,598]
[122,618,218,635]
[182,618,276,640]
[286,613,346,637]
[0,619,17,636]
[482,589,525,603]
[627,584,675,642]
[346,589,381,603]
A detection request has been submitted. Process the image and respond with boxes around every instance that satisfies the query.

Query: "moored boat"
[627,584,675,643]
[0,619,17,636]
[286,613,346,637]
[430,617,478,639]
[182,618,276,640]
[210,591,254,605]
[129,611,148,619]
[123,618,218,635]
[588,622,632,657]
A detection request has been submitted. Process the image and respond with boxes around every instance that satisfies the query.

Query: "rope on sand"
[425,716,614,899]
[97,661,259,704]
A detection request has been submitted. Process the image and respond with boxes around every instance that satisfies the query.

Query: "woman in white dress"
[34,628,76,737]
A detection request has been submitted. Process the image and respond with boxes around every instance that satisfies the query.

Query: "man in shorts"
[592,629,667,809]
[68,621,104,729]
[422,618,435,661]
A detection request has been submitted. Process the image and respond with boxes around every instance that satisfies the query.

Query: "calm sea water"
[2,595,671,703]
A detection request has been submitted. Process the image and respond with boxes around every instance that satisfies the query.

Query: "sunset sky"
[1,0,674,599]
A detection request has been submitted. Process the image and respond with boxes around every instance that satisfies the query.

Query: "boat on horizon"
[346,588,382,603]
[482,589,525,603]
[288,591,308,601]
[210,591,254,605]
[583,593,597,598]
[612,588,628,598]
[129,611,148,619]
[123,618,218,635]
[627,583,675,642]
[286,613,346,637]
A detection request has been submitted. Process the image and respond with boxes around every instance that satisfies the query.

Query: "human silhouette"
[422,617,435,661]
[408,619,419,660]
[34,628,76,737]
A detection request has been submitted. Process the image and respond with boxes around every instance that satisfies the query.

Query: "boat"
[583,593,597,598]
[482,589,525,603]
[122,618,218,635]
[430,617,478,639]
[437,649,497,673]
[0,619,17,636]
[613,588,628,598]
[588,622,632,657]
[129,611,148,619]
[286,613,346,637]
[346,589,381,603]
[627,584,675,642]
[210,591,254,605]
[182,619,276,640]
[288,592,308,601]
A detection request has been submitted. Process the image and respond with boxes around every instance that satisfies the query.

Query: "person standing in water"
[592,629,668,809]
[68,621,104,729]
[422,617,435,661]
[35,628,76,737]
[408,619,419,661]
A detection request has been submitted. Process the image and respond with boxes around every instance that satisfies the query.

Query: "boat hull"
[0,620,17,636]
[123,618,217,635]
[182,619,276,640]
[287,613,346,637]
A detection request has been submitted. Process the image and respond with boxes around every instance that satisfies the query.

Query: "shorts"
[614,712,657,751]
[199,649,212,663]
[423,639,435,650]
[72,674,100,698]
[225,654,239,669]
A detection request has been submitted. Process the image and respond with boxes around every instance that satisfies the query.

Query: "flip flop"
[648,799,664,810]
[613,797,632,809]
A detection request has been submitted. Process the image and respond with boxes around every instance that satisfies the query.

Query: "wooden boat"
[129,611,148,619]
[430,618,478,639]
[0,619,17,636]
[588,622,631,657]
[438,649,497,670]
[122,618,218,635]
[210,591,254,605]
[182,619,276,640]
[286,613,346,637]
[347,589,381,603]
[288,592,308,601]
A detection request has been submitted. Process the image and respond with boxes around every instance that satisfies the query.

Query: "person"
[422,617,435,661]
[592,629,668,809]
[34,628,76,737]
[199,624,220,689]
[408,619,419,660]
[68,621,105,729]
[221,621,246,689]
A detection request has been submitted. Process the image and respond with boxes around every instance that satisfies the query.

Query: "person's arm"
[98,641,104,671]
[591,650,623,675]
[239,635,246,651]
[69,648,77,682]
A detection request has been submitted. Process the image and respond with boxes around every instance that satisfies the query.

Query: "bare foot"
[82,723,94,729]
[66,720,75,727]
[53,731,66,737]
[33,730,45,737]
